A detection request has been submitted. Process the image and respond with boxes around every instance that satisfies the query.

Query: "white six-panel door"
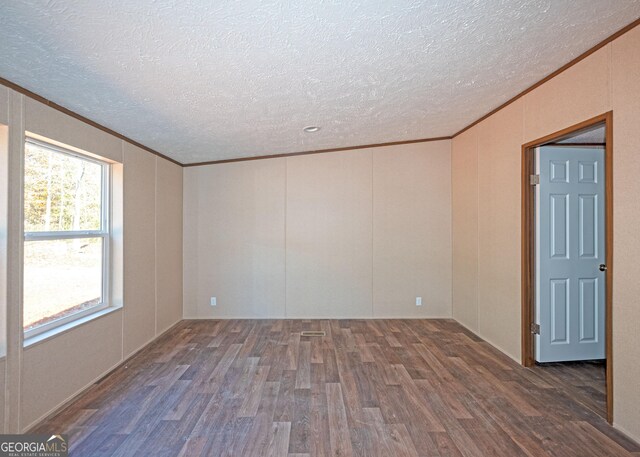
[535,146,606,363]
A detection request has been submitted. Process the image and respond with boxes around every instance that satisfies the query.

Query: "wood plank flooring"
[32,319,640,456]
[531,360,606,420]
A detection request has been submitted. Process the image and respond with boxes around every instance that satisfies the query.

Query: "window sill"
[23,305,123,349]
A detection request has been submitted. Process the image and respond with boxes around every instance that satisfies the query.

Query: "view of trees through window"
[23,141,107,333]
[24,142,102,232]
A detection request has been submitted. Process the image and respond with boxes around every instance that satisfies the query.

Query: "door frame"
[521,111,613,423]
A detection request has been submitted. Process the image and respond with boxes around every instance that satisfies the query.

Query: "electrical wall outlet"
[210,297,217,307]
[416,297,422,306]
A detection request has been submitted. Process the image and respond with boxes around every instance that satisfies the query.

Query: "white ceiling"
[0,1,638,164]
[556,125,605,144]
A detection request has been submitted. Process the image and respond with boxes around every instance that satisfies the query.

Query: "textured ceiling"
[0,1,638,164]
[556,125,605,144]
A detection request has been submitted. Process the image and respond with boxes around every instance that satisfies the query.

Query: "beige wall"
[0,84,183,432]
[476,100,524,360]
[21,311,123,427]
[452,99,525,361]
[451,24,640,440]
[183,158,286,318]
[123,143,157,357]
[373,143,452,318]
[183,141,452,318]
[451,129,478,331]
[610,25,640,443]
[0,124,9,359]
[286,150,373,318]
[156,158,183,333]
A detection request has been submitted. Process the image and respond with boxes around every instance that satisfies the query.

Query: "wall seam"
[120,141,125,362]
[522,85,527,146]
[284,158,287,318]
[475,129,480,332]
[607,39,615,426]
[154,157,158,336]
[449,139,454,318]
[370,149,374,318]
[609,43,613,110]
[181,168,189,319]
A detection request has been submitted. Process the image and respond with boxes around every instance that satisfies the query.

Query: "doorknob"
[599,264,607,272]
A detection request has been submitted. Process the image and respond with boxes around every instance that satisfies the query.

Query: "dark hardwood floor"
[531,360,607,421]
[33,319,640,456]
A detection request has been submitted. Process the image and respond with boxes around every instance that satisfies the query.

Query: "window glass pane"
[23,238,103,332]
[24,142,103,232]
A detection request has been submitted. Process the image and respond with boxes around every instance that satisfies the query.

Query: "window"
[23,138,111,338]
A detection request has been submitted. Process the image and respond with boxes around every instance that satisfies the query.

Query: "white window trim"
[23,137,112,340]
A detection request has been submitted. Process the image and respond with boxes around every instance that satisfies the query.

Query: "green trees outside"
[24,142,102,233]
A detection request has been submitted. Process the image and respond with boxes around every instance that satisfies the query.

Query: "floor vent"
[300,331,326,337]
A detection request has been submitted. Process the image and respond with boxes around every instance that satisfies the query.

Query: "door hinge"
[530,174,540,185]
[530,323,540,335]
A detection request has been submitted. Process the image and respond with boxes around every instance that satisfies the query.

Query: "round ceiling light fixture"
[303,126,321,133]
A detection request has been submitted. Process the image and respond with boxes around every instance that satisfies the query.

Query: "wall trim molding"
[182,136,452,167]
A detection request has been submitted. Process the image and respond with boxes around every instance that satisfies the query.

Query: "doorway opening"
[521,112,613,423]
